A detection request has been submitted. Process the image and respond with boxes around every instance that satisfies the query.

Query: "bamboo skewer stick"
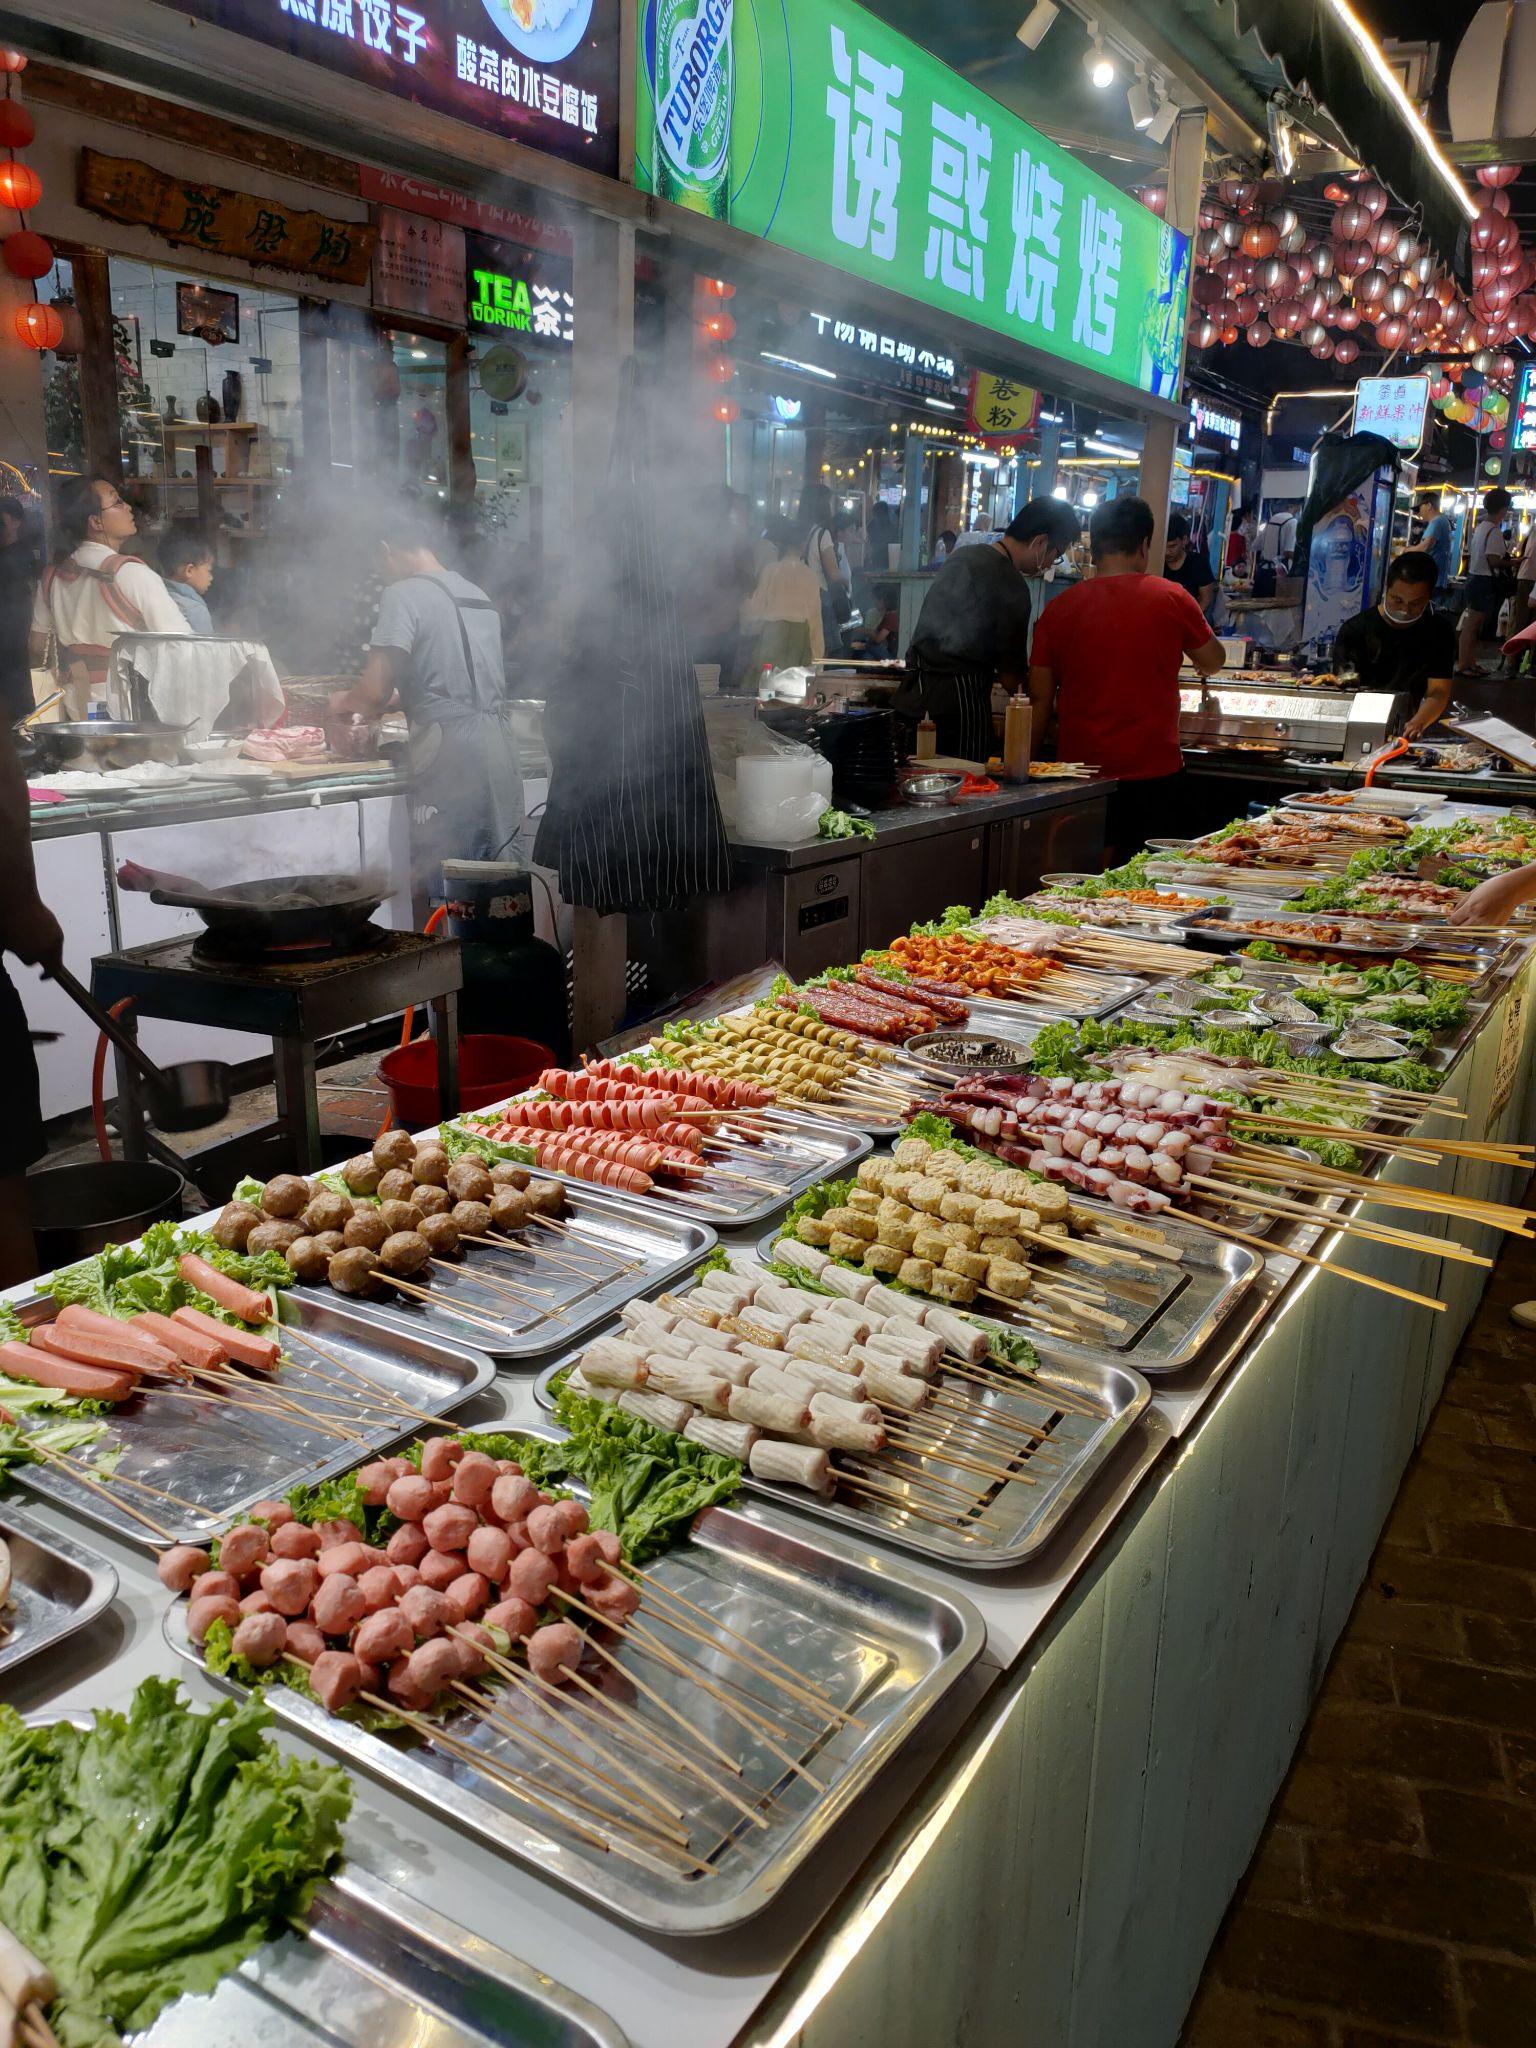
[377,1273,515,1334]
[26,1437,174,1538]
[1216,1156,1536,1232]
[880,1418,1035,1486]
[427,1255,573,1318]
[621,1568,867,1727]
[1188,1175,1492,1266]
[19,2004,60,2048]
[1232,1114,1533,1166]
[836,1468,988,1527]
[448,1681,695,1847]
[1176,1209,1447,1310]
[571,1588,839,1732]
[279,1328,447,1429]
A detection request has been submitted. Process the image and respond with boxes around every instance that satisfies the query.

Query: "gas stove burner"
[190,922,391,970]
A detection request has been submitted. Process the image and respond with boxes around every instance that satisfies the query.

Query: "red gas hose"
[91,998,135,1163]
[1363,735,1410,788]
[376,903,450,1138]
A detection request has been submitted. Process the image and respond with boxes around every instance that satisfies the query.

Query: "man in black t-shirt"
[1161,512,1216,614]
[1333,550,1456,738]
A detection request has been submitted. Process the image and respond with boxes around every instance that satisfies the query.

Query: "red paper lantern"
[1217,177,1254,211]
[1334,336,1360,365]
[1241,220,1280,259]
[0,52,26,73]
[706,354,734,384]
[1336,202,1371,241]
[1141,185,1168,216]
[1375,315,1409,349]
[711,397,740,424]
[2,229,50,279]
[1302,322,1330,348]
[0,160,39,212]
[1355,268,1389,305]
[1233,294,1260,327]
[0,101,34,149]
[1335,306,1361,331]
[1478,163,1520,188]
[1490,429,1508,450]
[1385,281,1414,315]
[1409,297,1439,329]
[1191,317,1220,350]
[703,277,735,300]
[1334,240,1372,278]
[702,311,735,342]
[1324,182,1349,203]
[1358,182,1389,218]
[13,299,60,349]
[1494,354,1516,382]
[1245,319,1272,348]
[1309,336,1335,361]
[1372,219,1400,255]
[1490,189,1513,216]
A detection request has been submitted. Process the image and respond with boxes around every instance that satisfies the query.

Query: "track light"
[1084,28,1116,89]
[1145,87,1179,144]
[1016,0,1059,49]
[1127,67,1155,130]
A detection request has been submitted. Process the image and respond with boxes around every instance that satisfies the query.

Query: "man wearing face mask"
[899,498,1081,759]
[1332,551,1455,740]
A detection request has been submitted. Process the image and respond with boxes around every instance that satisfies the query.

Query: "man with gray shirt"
[329,507,522,892]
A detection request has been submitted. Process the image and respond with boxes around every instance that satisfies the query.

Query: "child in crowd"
[160,525,216,634]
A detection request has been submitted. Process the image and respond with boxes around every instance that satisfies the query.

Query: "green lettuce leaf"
[548,1386,740,1561]
[0,1677,349,2047]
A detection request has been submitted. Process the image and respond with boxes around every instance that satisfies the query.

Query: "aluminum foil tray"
[0,1506,117,1679]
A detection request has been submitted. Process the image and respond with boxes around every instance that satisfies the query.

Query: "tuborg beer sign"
[636,0,1189,400]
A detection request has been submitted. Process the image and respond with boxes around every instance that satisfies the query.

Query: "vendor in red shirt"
[1028,495,1224,859]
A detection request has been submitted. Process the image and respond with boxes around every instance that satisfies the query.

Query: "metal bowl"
[26,721,191,771]
[905,1029,1036,1074]
[903,771,965,805]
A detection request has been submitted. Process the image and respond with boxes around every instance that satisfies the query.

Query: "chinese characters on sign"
[637,0,1190,397]
[372,206,465,323]
[1512,363,1536,455]
[965,369,1038,443]
[152,0,619,176]
[804,309,955,397]
[1189,397,1241,449]
[1351,375,1430,452]
[77,149,375,284]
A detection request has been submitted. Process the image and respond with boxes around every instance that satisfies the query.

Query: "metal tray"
[966,969,1147,1027]
[757,1190,1261,1373]
[293,1184,716,1364]
[532,1331,1150,1573]
[1171,905,1432,958]
[9,1293,496,1551]
[167,1421,986,1937]
[16,1725,628,2048]
[141,1867,629,2047]
[459,1101,872,1231]
[0,1505,117,1679]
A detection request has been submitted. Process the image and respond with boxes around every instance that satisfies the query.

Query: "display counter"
[631,780,1113,995]
[25,767,416,1118]
[9,948,1531,2048]
[9,791,1534,2048]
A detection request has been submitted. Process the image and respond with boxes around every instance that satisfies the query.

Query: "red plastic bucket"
[379,1033,553,1128]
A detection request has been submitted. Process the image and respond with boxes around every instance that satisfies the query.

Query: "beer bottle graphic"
[653,0,734,219]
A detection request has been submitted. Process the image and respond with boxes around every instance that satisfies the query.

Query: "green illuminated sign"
[636,0,1189,398]
[468,261,573,343]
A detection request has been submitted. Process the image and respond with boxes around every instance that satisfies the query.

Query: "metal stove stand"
[92,928,462,1177]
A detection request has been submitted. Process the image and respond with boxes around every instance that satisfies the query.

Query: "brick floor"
[1181,1219,1536,2048]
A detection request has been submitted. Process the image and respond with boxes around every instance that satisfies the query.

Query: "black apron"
[402,575,523,888]
[893,667,997,763]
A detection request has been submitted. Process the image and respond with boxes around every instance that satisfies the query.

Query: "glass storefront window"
[37,257,79,487]
[108,256,302,532]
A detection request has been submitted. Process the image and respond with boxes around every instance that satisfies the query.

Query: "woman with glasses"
[30,476,188,708]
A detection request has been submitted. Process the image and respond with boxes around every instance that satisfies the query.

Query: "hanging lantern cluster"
[1151,164,1535,386]
[700,278,739,425]
[1427,360,1514,448]
[0,51,55,349]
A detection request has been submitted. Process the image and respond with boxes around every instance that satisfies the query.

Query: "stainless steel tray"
[141,1867,629,2047]
[459,1103,872,1231]
[1171,905,1433,958]
[293,1184,715,1364]
[10,1293,495,1550]
[167,1421,986,1936]
[533,1330,1150,1572]
[0,1505,117,1678]
[967,970,1147,1027]
[758,1187,1261,1372]
[16,1723,629,2048]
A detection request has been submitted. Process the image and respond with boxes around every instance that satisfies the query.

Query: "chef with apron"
[895,498,1080,761]
[329,512,523,895]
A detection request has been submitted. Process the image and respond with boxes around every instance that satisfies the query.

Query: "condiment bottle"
[916,714,937,760]
[1001,691,1033,782]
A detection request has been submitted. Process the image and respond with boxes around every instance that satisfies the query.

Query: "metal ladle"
[47,962,234,1132]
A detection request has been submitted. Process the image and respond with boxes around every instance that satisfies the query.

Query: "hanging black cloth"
[1293,429,1398,572]
[535,360,732,915]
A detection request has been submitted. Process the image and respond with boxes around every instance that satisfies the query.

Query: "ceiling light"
[1266,96,1297,176]
[1085,31,1116,89]
[1016,0,1059,49]
[1127,69,1155,131]
[1322,0,1477,221]
[1082,490,1101,507]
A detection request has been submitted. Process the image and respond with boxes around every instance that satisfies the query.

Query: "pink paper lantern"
[1355,268,1389,305]
[1477,163,1520,188]
[1375,314,1409,348]
[1358,182,1389,218]
[1245,319,1272,347]
[1334,335,1360,365]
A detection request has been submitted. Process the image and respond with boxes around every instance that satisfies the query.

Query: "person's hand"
[1449,867,1536,927]
[5,897,63,971]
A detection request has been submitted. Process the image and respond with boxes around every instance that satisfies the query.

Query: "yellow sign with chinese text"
[967,371,1040,444]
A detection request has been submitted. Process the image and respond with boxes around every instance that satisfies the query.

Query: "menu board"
[157,0,620,177]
